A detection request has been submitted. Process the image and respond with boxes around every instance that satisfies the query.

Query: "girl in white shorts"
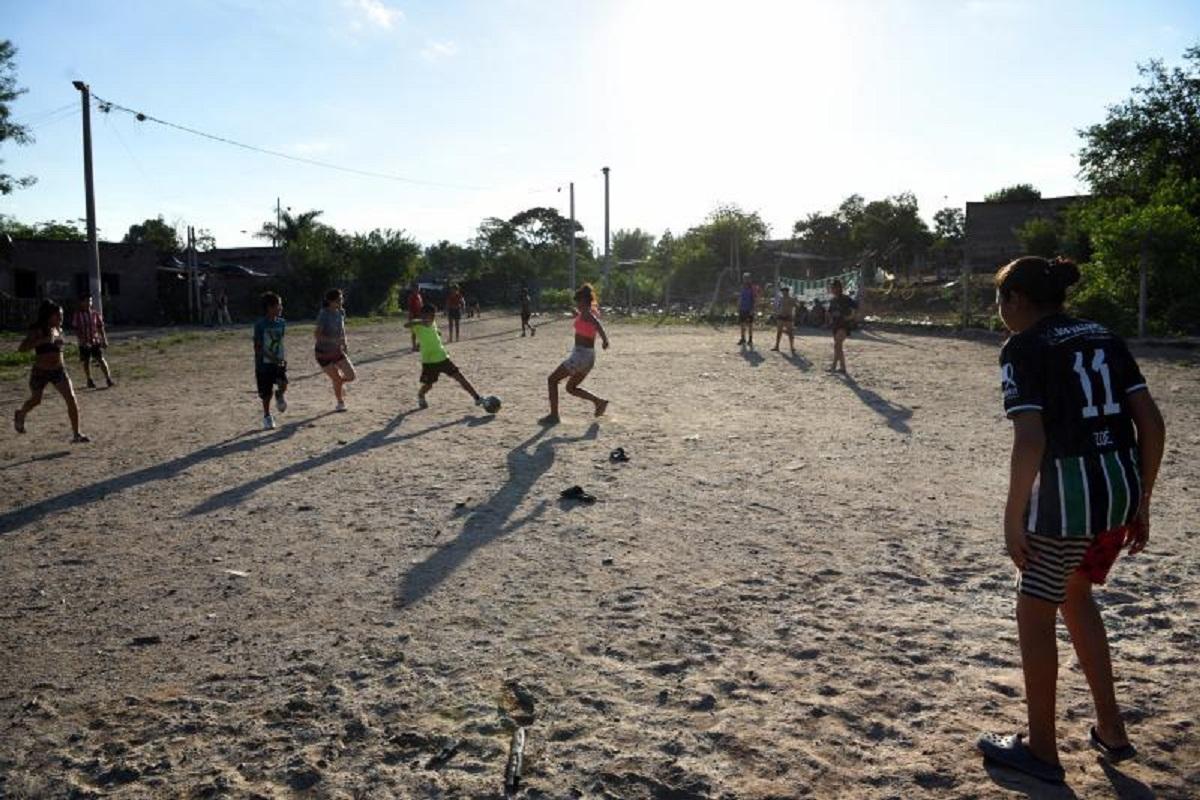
[542,283,609,424]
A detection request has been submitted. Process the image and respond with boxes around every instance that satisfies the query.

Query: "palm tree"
[256,209,324,247]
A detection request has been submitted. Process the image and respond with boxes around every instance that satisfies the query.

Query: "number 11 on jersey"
[1073,348,1121,419]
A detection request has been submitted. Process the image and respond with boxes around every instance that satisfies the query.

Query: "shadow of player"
[396,421,600,608]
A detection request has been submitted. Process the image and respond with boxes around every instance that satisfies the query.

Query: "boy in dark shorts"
[253,291,289,430]
[403,303,487,410]
[736,272,756,347]
[72,293,114,388]
[826,278,856,373]
[771,285,797,354]
[976,256,1166,784]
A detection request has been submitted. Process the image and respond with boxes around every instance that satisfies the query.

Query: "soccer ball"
[482,395,502,414]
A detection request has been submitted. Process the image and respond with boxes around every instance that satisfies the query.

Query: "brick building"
[964,195,1087,273]
[0,238,160,328]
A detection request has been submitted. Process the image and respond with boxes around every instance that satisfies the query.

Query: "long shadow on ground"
[0,413,335,536]
[780,349,812,371]
[836,374,913,434]
[396,421,600,608]
[740,345,765,367]
[189,411,492,516]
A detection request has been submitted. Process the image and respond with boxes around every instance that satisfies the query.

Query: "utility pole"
[72,81,103,317]
[569,182,576,293]
[186,226,195,323]
[602,167,611,291]
[275,197,281,248]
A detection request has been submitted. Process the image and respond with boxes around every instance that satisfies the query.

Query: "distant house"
[964,195,1088,274]
[0,238,160,328]
[202,246,287,277]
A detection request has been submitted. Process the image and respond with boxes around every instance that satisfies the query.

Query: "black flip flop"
[609,447,629,463]
[976,732,1065,784]
[560,485,596,503]
[1089,726,1137,763]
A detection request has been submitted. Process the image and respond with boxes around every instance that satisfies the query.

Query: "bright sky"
[3,0,1197,250]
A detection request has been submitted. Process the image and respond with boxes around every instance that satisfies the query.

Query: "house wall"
[964,196,1087,274]
[0,239,160,327]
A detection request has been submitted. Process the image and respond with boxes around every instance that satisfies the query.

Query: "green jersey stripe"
[1104,451,1130,531]
[1059,456,1089,536]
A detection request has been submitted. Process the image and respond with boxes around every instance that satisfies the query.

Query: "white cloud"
[345,0,404,31]
[420,40,459,62]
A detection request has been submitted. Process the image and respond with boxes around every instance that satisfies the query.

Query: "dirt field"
[1,313,1197,799]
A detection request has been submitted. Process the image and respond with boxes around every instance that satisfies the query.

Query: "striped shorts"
[1017,527,1128,605]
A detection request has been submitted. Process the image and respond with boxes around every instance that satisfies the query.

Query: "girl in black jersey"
[14,299,90,442]
[976,257,1165,783]
[826,278,856,373]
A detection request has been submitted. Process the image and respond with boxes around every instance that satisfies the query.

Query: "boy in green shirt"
[404,303,486,410]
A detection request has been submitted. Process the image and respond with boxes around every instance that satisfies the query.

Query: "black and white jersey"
[999,314,1148,538]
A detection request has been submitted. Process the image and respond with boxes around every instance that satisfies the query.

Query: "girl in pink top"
[542,283,609,424]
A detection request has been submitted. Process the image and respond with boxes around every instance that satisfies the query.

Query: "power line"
[90,91,495,192]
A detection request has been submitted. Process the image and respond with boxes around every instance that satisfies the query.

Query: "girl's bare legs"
[52,377,82,435]
[566,370,606,416]
[1062,569,1129,748]
[323,357,357,403]
[546,364,570,419]
[833,329,848,372]
[1017,592,1061,766]
[15,383,46,431]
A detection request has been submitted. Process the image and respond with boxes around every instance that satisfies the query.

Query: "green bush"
[539,288,573,309]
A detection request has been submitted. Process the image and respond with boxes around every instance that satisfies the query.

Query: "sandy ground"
[0,313,1197,800]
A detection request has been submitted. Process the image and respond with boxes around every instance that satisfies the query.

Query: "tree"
[0,215,86,240]
[350,229,420,313]
[792,194,864,259]
[123,216,181,257]
[425,240,484,281]
[984,184,1042,202]
[1078,46,1200,203]
[932,207,965,243]
[612,228,655,262]
[0,40,34,195]
[851,193,931,275]
[256,208,324,246]
[1015,217,1059,258]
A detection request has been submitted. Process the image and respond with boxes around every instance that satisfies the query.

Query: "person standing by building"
[217,289,233,326]
[445,284,465,343]
[72,293,114,389]
[736,272,756,348]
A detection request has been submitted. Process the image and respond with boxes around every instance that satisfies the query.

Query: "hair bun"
[1048,256,1080,290]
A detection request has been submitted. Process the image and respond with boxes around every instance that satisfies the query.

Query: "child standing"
[520,287,535,337]
[253,292,289,430]
[406,283,424,352]
[771,285,798,355]
[72,293,114,388]
[976,256,1166,783]
[404,303,487,411]
[736,272,756,347]
[446,284,465,343]
[315,288,356,412]
[14,299,89,442]
[826,278,857,373]
[543,283,609,424]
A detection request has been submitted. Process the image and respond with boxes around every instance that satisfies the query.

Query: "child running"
[771,285,798,355]
[976,256,1166,784]
[14,299,89,442]
[446,284,465,343]
[826,278,857,373]
[72,292,114,388]
[253,291,289,430]
[543,283,609,424]
[404,303,488,411]
[315,288,356,412]
[520,287,535,337]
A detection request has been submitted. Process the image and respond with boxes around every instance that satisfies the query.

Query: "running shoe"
[275,390,288,413]
[13,409,25,434]
[72,432,91,443]
[418,394,429,409]
[335,400,347,412]
[263,414,276,430]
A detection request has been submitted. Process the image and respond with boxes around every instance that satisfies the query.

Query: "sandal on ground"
[72,432,91,444]
[609,447,629,463]
[1089,726,1137,763]
[976,732,1065,784]
[560,485,596,504]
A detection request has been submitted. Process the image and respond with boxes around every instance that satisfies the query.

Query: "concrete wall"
[964,195,1087,274]
[0,239,160,327]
